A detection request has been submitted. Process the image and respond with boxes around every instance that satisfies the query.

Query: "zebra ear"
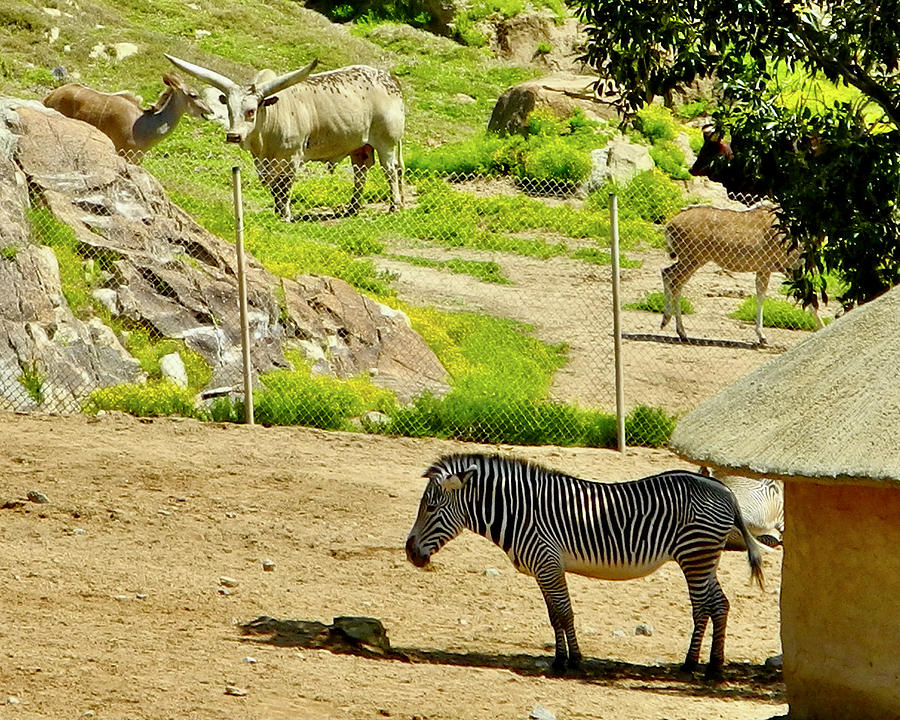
[439,473,464,491]
[439,468,475,491]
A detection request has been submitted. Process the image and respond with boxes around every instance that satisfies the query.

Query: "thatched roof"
[668,284,900,487]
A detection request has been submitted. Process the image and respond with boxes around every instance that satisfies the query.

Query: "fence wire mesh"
[2,133,829,447]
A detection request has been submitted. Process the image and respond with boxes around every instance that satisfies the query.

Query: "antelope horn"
[254,59,318,99]
[164,54,237,94]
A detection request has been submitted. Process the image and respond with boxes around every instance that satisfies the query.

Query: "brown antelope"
[42,74,211,162]
[661,203,822,344]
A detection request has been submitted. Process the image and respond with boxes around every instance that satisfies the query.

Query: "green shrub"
[649,140,691,180]
[84,382,205,419]
[730,296,821,331]
[625,404,677,447]
[619,169,685,223]
[520,138,592,188]
[634,104,680,143]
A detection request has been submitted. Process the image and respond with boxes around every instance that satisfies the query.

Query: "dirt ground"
[0,411,786,720]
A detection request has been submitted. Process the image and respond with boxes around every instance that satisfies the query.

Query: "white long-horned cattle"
[165,54,405,221]
[42,74,212,163]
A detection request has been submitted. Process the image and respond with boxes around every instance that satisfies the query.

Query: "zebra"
[405,453,765,680]
[699,467,784,548]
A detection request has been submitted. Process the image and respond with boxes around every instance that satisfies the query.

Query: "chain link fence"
[2,128,829,447]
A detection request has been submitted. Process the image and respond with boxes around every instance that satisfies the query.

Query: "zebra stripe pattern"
[405,453,764,679]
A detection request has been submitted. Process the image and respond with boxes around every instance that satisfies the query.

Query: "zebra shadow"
[238,615,785,703]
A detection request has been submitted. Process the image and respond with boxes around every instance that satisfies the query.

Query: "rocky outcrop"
[0,99,448,411]
[488,74,622,136]
[281,275,447,402]
[493,14,586,73]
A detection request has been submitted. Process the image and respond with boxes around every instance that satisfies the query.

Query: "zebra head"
[405,456,477,568]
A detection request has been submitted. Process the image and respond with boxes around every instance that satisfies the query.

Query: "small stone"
[224,685,247,696]
[7,696,21,705]
[114,595,129,601]
[71,528,86,535]
[459,618,469,626]
[219,576,239,588]
[765,653,783,670]
[484,568,500,577]
[26,490,50,504]
[612,629,626,638]
[194,29,211,39]
[243,656,257,664]
[261,559,276,572]
[635,623,654,636]
[529,704,556,720]
[82,712,95,717]
[135,593,147,600]
[217,587,231,596]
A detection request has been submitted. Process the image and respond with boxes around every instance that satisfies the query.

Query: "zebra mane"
[423,452,567,482]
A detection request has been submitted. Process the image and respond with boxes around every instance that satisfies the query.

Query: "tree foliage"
[568,0,900,307]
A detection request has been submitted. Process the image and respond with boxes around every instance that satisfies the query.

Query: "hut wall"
[781,482,900,720]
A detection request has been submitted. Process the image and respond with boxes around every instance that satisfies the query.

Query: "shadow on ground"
[239,615,785,704]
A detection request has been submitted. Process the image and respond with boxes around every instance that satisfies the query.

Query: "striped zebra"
[405,453,765,680]
[699,467,784,548]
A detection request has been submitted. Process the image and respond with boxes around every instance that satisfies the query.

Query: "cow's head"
[165,54,318,144]
[690,125,733,178]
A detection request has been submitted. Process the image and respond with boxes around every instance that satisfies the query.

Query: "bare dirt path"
[376,242,815,412]
[0,411,786,719]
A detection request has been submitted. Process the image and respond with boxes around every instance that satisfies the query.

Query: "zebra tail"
[732,496,766,591]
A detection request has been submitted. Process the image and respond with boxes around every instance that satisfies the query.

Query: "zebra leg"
[704,577,730,681]
[535,567,581,673]
[676,550,720,679]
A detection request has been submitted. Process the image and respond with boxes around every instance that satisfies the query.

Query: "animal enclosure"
[1,115,831,446]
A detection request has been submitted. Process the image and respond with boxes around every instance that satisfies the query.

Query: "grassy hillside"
[0,0,536,145]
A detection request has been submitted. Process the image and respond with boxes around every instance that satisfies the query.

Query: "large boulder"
[488,74,622,136]
[0,99,448,411]
[493,13,586,73]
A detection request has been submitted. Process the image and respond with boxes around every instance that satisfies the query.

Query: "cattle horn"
[164,54,237,94]
[254,59,318,99]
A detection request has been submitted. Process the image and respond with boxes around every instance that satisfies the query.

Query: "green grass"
[625,291,694,315]
[387,254,512,284]
[730,296,821,331]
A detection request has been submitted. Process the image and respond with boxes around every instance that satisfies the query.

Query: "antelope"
[42,74,211,162]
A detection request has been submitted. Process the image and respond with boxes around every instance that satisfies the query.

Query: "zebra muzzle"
[405,535,430,567]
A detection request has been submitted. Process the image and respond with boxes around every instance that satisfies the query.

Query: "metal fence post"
[232,166,254,425]
[609,193,626,453]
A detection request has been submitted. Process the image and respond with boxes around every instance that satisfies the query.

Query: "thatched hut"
[667,284,900,720]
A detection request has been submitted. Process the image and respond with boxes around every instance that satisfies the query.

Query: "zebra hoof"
[550,656,568,675]
[567,654,582,671]
[704,665,725,683]
[675,665,696,682]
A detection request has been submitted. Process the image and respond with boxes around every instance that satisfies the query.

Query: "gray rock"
[91,288,118,315]
[218,575,239,588]
[529,704,556,720]
[484,568,501,577]
[581,137,655,195]
[159,352,188,388]
[26,490,50,503]
[635,622,654,636]
[223,685,247,697]
[765,653,783,670]
[261,559,276,572]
